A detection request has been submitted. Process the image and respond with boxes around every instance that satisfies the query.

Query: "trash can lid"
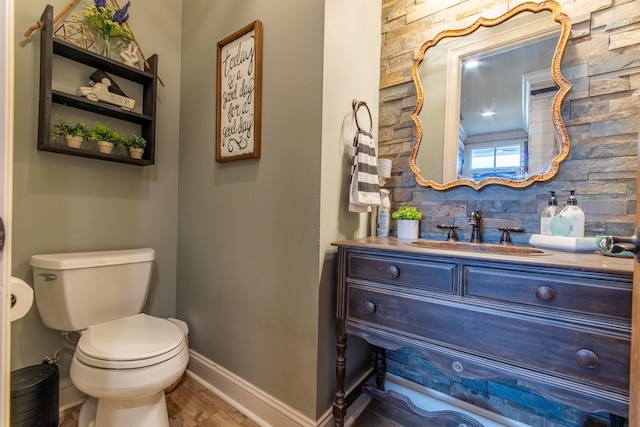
[10,364,59,398]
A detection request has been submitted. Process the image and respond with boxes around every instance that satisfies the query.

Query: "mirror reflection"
[410,1,572,190]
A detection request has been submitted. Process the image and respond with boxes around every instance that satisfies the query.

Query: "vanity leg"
[334,331,347,427]
[610,414,626,427]
[375,347,387,391]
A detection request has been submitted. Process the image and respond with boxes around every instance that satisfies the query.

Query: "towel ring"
[352,99,372,133]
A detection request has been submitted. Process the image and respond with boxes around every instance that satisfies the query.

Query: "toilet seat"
[76,313,185,369]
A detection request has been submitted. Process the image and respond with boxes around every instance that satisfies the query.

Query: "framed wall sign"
[216,20,263,162]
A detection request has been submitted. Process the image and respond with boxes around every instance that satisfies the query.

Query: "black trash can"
[10,364,59,427]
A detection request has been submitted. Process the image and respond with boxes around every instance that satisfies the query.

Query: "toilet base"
[78,392,170,427]
[78,397,97,427]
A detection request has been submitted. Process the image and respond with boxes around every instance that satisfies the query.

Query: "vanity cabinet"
[333,237,633,426]
[38,5,158,166]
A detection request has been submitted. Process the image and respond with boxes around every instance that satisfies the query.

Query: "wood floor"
[58,373,261,427]
[58,374,479,427]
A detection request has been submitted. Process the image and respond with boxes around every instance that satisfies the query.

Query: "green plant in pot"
[87,123,123,154]
[392,205,422,239]
[123,134,147,159]
[52,119,87,149]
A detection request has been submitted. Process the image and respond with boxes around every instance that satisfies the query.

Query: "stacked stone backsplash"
[379,0,639,244]
[378,0,638,425]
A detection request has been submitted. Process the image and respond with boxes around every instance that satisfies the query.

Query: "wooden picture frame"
[216,20,263,162]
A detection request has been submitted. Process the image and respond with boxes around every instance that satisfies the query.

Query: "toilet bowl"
[30,248,188,427]
[71,314,189,427]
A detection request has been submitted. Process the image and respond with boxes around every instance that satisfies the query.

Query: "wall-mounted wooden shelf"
[37,4,158,166]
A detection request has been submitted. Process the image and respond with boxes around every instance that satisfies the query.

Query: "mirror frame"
[409,1,572,190]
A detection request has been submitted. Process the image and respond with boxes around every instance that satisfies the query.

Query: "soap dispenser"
[540,191,559,235]
[559,190,585,238]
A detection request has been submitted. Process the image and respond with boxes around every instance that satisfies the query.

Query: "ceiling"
[459,36,559,139]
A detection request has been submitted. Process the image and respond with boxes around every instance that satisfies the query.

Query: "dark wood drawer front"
[347,254,454,293]
[348,286,630,391]
[464,266,632,319]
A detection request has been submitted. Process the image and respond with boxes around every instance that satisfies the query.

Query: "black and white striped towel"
[349,129,381,213]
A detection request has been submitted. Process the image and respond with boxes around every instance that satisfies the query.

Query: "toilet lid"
[76,313,185,369]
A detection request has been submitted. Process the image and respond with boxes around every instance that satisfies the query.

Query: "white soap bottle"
[540,191,559,235]
[559,190,585,238]
[377,189,391,237]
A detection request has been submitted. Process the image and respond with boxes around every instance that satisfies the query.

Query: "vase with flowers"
[81,0,133,60]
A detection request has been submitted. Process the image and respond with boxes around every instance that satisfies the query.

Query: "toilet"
[30,248,189,427]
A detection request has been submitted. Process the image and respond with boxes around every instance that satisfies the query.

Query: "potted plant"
[392,205,422,239]
[52,119,86,148]
[123,134,147,159]
[87,123,123,154]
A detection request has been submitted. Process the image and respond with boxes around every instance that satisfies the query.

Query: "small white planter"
[396,220,419,239]
[129,147,144,159]
[64,135,83,149]
[97,141,114,154]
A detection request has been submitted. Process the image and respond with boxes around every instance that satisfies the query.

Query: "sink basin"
[407,240,546,255]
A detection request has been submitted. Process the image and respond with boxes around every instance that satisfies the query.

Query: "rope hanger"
[24,0,164,86]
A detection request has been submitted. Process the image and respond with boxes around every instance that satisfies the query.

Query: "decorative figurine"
[120,43,140,68]
[76,69,135,110]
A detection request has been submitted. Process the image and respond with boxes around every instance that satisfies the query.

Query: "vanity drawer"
[348,285,630,391]
[464,266,632,319]
[347,253,454,293]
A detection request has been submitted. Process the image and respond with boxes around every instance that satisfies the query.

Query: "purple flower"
[94,0,106,8]
[113,1,131,24]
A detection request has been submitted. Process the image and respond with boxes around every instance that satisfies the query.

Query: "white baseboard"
[343,393,372,427]
[314,367,373,427]
[187,349,320,427]
[58,377,86,411]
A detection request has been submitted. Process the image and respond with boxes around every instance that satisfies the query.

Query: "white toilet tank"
[30,248,156,331]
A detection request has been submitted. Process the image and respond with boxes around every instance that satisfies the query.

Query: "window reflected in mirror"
[468,143,523,181]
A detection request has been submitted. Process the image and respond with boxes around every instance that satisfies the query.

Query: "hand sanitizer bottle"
[377,189,391,237]
[559,190,585,238]
[540,191,559,235]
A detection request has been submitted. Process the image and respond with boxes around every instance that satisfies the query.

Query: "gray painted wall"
[177,1,325,418]
[177,0,381,419]
[11,0,182,374]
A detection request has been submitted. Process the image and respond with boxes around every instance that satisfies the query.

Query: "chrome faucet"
[468,209,482,243]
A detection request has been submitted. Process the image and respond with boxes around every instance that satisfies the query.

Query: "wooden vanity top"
[331,237,634,276]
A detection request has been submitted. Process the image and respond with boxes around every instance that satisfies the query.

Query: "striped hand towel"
[349,130,381,213]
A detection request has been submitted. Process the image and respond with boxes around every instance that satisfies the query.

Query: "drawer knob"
[364,301,376,314]
[575,349,600,369]
[386,265,400,279]
[535,286,557,302]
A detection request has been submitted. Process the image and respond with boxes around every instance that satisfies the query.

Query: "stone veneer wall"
[379,0,639,425]
[379,0,639,243]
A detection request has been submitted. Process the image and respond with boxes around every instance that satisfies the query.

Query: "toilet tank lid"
[30,248,156,270]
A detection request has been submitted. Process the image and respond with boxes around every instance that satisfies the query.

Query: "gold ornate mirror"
[410,1,572,190]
